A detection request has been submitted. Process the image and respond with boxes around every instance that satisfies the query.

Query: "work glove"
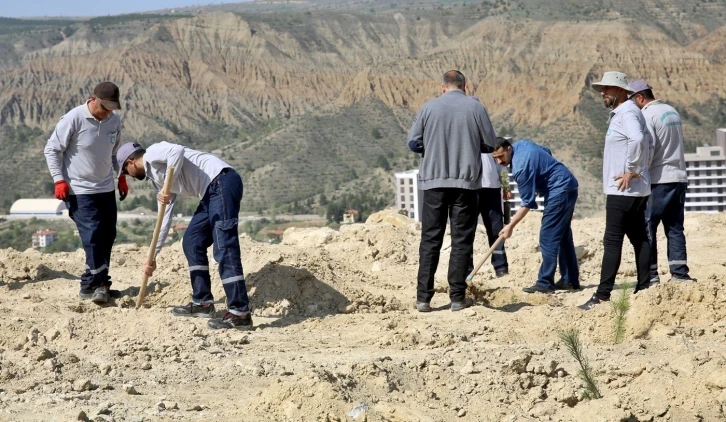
[118,175,129,201]
[54,180,69,200]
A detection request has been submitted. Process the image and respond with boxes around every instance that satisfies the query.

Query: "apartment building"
[32,229,57,248]
[394,170,423,221]
[394,169,543,222]
[684,129,726,213]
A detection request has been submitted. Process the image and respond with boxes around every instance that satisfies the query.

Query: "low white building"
[10,199,67,216]
[32,229,57,248]
[394,169,542,222]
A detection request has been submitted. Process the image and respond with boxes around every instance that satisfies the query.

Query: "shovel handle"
[466,235,505,282]
[136,166,175,309]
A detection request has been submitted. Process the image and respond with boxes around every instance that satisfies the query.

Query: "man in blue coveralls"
[492,138,580,293]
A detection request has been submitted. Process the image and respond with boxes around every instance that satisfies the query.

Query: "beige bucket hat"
[591,71,634,93]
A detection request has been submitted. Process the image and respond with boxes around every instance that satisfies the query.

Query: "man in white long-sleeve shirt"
[580,72,653,310]
[44,82,127,304]
[628,80,694,284]
[117,142,251,330]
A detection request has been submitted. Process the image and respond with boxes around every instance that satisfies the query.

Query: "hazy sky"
[0,1,241,18]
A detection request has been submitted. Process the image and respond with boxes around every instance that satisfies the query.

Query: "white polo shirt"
[143,141,231,255]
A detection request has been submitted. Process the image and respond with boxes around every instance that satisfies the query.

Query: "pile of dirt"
[1,209,726,421]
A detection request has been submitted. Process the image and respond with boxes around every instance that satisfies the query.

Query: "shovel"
[136,166,175,309]
[466,235,505,282]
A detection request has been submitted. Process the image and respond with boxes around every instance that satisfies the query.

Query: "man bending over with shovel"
[493,138,580,293]
[116,142,251,330]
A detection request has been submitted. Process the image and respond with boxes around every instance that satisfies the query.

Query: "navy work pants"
[183,169,250,316]
[67,191,117,290]
[535,189,579,290]
[646,182,689,280]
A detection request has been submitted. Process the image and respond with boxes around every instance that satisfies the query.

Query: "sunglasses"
[122,160,130,175]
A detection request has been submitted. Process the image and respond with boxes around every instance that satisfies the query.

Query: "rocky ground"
[1,210,726,422]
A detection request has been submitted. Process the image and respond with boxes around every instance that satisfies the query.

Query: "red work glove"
[54,180,69,200]
[118,175,129,201]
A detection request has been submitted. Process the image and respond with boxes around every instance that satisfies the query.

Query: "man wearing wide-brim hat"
[579,71,653,310]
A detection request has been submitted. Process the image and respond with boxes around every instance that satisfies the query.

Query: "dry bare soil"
[1,210,726,421]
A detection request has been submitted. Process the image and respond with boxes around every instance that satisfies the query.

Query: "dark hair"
[442,70,466,89]
[129,148,145,161]
[638,89,655,100]
[495,138,512,151]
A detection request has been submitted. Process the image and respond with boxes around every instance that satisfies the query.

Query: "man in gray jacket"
[629,80,694,283]
[44,82,126,304]
[408,70,497,312]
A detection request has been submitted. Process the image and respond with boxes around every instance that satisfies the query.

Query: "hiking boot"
[91,286,110,304]
[450,297,474,312]
[554,280,580,291]
[495,268,509,278]
[578,295,609,310]
[522,284,554,294]
[415,301,432,312]
[79,288,94,300]
[208,312,253,330]
[172,302,215,318]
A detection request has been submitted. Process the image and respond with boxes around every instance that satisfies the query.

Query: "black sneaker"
[554,280,580,291]
[172,302,215,318]
[415,302,432,312]
[91,286,110,304]
[79,288,94,300]
[208,312,253,330]
[450,297,474,312]
[578,295,609,310]
[495,268,509,278]
[522,284,554,294]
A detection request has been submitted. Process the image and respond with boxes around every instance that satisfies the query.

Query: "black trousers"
[417,188,478,303]
[595,195,651,300]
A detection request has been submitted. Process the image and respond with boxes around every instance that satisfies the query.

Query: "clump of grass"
[559,328,602,400]
[611,281,634,344]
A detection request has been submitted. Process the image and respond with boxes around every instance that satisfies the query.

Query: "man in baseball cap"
[580,71,653,310]
[93,82,121,111]
[628,79,694,284]
[43,81,125,304]
[116,142,145,179]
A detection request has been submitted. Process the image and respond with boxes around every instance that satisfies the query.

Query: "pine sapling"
[611,281,634,344]
[559,328,602,400]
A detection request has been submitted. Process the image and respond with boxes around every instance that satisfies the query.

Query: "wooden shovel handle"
[136,166,175,309]
[466,235,505,282]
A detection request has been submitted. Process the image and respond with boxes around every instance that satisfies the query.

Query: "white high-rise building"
[684,129,726,213]
[393,169,543,222]
[394,170,423,221]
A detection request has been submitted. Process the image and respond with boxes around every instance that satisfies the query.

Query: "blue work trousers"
[535,189,579,290]
[67,191,117,290]
[646,182,689,281]
[182,168,250,315]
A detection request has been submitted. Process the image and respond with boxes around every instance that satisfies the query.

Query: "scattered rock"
[123,384,138,395]
[459,361,478,375]
[36,348,54,361]
[77,410,90,421]
[706,370,726,389]
[73,379,91,392]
